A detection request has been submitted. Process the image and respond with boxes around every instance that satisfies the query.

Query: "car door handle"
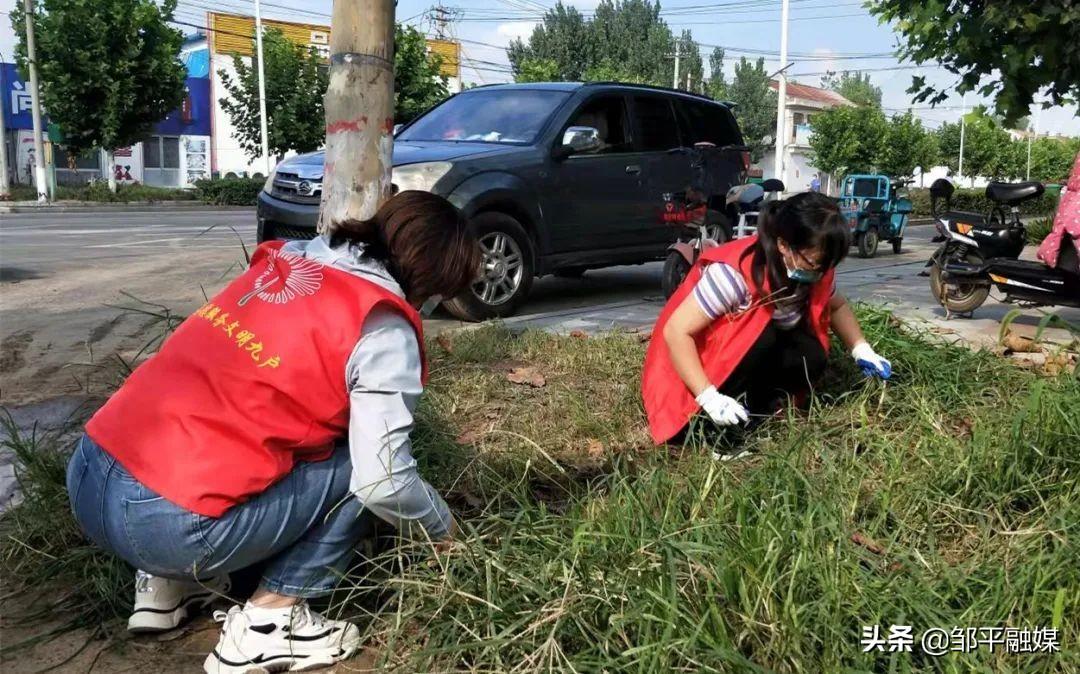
[625,165,641,175]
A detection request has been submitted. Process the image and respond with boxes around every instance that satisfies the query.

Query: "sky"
[2,0,1078,136]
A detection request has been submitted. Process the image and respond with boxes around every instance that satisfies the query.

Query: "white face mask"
[419,294,444,317]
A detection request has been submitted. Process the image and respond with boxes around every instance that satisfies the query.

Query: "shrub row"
[903,187,1060,218]
[193,177,264,206]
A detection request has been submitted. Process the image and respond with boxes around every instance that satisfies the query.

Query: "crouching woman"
[642,191,892,445]
[65,191,480,673]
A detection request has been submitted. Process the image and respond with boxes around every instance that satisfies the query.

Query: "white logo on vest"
[237,250,324,306]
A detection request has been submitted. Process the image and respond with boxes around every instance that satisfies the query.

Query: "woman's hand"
[695,386,749,426]
[852,341,891,379]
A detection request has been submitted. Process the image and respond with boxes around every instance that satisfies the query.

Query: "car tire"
[443,212,535,322]
[892,237,902,254]
[857,228,879,258]
[662,250,692,299]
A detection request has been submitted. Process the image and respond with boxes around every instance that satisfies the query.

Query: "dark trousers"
[719,322,828,415]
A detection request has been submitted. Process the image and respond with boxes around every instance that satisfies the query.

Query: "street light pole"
[772,0,790,188]
[958,92,966,185]
[0,61,9,200]
[253,0,272,176]
[673,42,681,90]
[22,0,47,202]
[1026,105,1039,181]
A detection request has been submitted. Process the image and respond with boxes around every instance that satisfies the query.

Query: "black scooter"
[926,178,1080,314]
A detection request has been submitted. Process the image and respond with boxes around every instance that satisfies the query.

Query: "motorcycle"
[927,178,1080,314]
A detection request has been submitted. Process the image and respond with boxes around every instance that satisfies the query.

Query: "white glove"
[852,341,892,379]
[695,385,749,426]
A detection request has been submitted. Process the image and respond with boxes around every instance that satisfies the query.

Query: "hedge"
[904,187,1060,219]
[194,177,264,206]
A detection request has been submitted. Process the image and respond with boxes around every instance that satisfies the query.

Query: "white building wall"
[210,55,275,178]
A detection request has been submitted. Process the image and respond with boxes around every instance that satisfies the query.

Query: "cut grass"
[2,306,1077,671]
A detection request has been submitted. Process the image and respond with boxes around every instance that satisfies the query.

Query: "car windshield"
[398,89,571,144]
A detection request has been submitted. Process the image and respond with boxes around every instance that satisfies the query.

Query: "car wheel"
[443,212,534,322]
[857,228,878,258]
[662,250,692,299]
[892,237,903,254]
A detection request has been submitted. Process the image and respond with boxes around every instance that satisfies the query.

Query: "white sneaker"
[203,602,362,673]
[128,569,231,633]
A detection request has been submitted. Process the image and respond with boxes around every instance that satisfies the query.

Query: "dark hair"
[330,191,481,303]
[746,191,849,294]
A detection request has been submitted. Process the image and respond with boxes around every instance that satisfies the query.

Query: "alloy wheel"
[474,231,525,306]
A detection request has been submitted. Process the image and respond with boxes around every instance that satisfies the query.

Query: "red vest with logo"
[86,241,426,517]
[641,236,834,444]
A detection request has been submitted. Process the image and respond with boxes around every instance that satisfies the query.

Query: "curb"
[0,201,254,214]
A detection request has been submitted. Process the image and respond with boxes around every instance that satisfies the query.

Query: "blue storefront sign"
[2,61,210,136]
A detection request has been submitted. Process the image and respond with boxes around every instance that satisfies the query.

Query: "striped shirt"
[693,262,834,330]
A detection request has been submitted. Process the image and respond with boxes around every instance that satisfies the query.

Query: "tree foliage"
[808,105,888,176]
[869,0,1080,125]
[727,57,777,162]
[706,47,727,100]
[394,24,450,123]
[219,27,328,162]
[508,0,674,86]
[877,111,937,178]
[10,0,186,156]
[674,29,703,91]
[820,71,882,108]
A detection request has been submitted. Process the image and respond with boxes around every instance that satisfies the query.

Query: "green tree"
[934,121,962,174]
[1029,136,1080,183]
[808,105,888,176]
[674,29,703,91]
[508,2,594,81]
[956,107,1014,184]
[727,57,777,162]
[394,24,450,123]
[869,0,1080,125]
[588,0,675,86]
[706,47,727,100]
[877,111,936,179]
[515,58,562,83]
[583,59,650,84]
[11,0,186,191]
[219,27,328,162]
[820,71,882,108]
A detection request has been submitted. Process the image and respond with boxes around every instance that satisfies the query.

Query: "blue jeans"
[66,434,374,598]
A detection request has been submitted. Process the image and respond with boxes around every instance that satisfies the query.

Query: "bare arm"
[829,292,866,351]
[662,294,716,397]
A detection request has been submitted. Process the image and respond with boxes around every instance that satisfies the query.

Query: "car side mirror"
[554,126,601,159]
[392,124,403,136]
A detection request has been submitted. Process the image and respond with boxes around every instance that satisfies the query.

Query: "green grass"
[2,307,1078,671]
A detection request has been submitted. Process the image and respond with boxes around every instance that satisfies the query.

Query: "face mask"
[781,243,823,284]
[419,294,444,318]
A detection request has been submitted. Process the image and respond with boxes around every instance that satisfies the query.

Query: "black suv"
[257,82,747,321]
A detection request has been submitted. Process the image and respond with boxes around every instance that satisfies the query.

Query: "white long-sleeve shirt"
[282,236,452,540]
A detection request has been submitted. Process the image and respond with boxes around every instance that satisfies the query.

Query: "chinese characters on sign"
[861,625,1060,656]
[194,302,282,369]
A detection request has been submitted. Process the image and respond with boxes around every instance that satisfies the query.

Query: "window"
[564,95,631,154]
[144,136,180,169]
[674,99,741,147]
[791,112,804,142]
[53,146,99,170]
[632,96,680,152]
[399,89,571,145]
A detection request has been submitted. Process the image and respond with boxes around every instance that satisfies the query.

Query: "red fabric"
[1036,151,1080,269]
[86,241,425,517]
[641,236,834,444]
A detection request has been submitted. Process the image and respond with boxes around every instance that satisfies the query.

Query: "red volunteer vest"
[86,241,426,517]
[641,236,834,444]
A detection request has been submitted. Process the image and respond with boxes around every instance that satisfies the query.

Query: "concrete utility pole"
[318,0,396,234]
[673,43,680,90]
[22,0,47,201]
[253,0,272,176]
[772,0,790,188]
[958,92,967,186]
[1026,105,1039,181]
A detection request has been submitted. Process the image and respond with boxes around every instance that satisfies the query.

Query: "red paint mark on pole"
[326,116,368,134]
[381,117,394,134]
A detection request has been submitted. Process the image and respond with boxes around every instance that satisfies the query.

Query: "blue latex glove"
[852,341,892,380]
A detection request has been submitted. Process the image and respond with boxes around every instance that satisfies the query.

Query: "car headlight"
[263,167,277,194]
[392,162,453,193]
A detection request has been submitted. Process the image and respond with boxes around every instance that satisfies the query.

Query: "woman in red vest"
[66,191,480,673]
[642,191,892,445]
